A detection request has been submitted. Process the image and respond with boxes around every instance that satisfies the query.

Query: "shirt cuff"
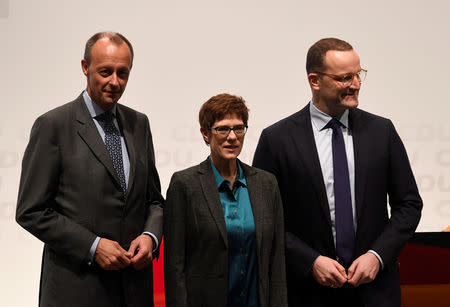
[87,236,101,265]
[143,232,159,252]
[368,249,384,269]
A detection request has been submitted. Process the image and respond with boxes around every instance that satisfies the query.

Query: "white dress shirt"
[309,101,383,267]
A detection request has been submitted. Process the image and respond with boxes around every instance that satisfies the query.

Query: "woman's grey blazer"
[164,158,287,307]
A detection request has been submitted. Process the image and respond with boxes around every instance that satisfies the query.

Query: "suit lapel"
[349,109,368,223]
[241,163,263,257]
[74,94,122,187]
[117,105,136,198]
[198,160,228,248]
[289,105,332,227]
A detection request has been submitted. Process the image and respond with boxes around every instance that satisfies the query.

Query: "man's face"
[310,49,362,116]
[81,38,132,111]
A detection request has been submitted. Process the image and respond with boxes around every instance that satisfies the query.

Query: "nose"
[109,73,119,87]
[227,129,238,140]
[350,74,361,89]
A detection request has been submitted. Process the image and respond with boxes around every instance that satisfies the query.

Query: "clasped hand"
[312,252,380,288]
[94,235,154,270]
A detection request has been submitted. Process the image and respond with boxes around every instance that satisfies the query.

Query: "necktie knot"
[326,118,343,132]
[96,111,114,124]
[96,112,119,135]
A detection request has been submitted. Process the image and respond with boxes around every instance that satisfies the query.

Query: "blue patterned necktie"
[96,112,127,198]
[327,118,355,266]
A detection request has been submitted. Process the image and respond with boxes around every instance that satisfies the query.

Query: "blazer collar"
[348,108,368,222]
[241,163,264,258]
[74,93,131,195]
[198,159,228,247]
[197,158,258,249]
[117,105,136,198]
[289,104,333,228]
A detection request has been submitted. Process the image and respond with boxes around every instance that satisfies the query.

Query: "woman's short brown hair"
[198,93,249,131]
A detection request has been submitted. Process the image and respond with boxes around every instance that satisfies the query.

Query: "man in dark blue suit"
[253,38,422,307]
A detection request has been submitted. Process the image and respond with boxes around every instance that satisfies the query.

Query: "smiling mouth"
[343,91,358,98]
[104,92,120,98]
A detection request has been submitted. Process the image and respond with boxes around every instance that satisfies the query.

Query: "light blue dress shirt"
[309,101,383,268]
[210,158,259,307]
[83,91,158,265]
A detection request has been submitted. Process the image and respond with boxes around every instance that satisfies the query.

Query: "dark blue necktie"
[96,112,127,198]
[327,118,355,266]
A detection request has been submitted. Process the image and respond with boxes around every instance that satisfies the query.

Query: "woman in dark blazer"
[164,93,287,307]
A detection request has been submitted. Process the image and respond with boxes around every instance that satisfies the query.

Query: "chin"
[222,153,239,161]
[342,98,359,109]
[104,98,119,105]
[105,95,118,102]
[226,154,239,160]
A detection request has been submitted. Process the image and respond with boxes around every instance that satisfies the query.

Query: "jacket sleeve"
[164,172,189,307]
[16,115,97,266]
[143,116,164,252]
[269,176,288,306]
[369,120,422,266]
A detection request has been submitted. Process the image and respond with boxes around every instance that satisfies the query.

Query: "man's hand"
[128,234,154,270]
[94,238,132,270]
[347,252,380,287]
[312,256,348,288]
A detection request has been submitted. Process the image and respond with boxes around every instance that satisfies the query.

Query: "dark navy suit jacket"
[253,104,422,307]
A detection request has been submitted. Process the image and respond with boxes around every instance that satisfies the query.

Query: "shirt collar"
[209,157,247,189]
[309,101,349,131]
[83,90,117,119]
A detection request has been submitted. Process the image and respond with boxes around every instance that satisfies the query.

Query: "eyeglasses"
[209,125,248,137]
[314,69,367,86]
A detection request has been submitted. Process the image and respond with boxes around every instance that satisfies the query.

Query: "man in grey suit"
[16,32,164,307]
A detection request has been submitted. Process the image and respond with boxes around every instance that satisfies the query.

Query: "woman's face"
[202,113,246,164]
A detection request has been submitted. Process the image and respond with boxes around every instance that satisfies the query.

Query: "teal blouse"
[210,158,259,307]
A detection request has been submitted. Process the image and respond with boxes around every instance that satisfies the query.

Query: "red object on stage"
[399,243,450,285]
[399,233,450,307]
[153,239,165,307]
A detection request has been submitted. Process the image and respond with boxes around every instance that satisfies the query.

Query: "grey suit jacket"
[16,93,164,307]
[164,159,287,307]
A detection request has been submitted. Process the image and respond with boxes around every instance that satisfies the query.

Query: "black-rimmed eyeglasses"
[209,125,248,137]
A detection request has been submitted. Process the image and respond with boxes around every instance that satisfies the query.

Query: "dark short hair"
[83,32,134,66]
[199,93,249,132]
[306,38,353,74]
